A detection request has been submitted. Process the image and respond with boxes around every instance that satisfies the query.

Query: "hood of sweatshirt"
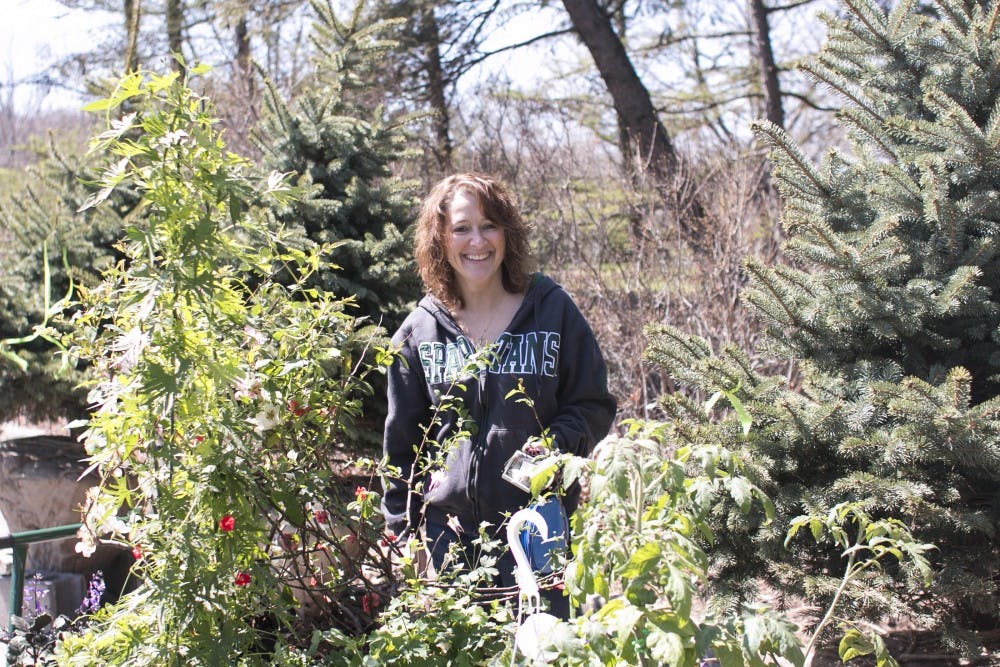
[414,272,562,339]
[381,272,616,536]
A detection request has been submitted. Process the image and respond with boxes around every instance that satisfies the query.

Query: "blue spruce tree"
[253,2,424,450]
[254,1,420,335]
[645,0,999,650]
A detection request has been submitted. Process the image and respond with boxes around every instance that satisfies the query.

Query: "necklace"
[457,292,524,348]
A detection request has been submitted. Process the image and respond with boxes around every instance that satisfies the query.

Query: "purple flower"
[78,570,106,615]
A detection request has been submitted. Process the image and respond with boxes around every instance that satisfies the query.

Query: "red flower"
[193,435,205,444]
[313,510,329,524]
[218,515,235,532]
[131,545,143,560]
[234,571,251,587]
[379,532,397,548]
[279,532,296,550]
[361,592,381,614]
[355,486,368,502]
[287,400,308,416]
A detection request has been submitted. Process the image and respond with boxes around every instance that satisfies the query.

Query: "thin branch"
[769,0,821,12]
[446,28,575,80]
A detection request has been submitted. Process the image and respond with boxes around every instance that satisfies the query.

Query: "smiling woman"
[380,172,617,620]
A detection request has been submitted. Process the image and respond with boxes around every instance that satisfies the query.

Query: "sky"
[1,0,116,111]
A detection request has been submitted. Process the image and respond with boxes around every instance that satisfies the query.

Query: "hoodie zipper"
[467,364,488,520]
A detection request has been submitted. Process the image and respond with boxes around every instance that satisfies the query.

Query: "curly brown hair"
[414,173,534,309]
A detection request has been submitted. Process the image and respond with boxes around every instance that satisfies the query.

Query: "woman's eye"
[452,226,469,234]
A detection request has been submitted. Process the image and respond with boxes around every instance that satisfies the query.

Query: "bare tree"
[124,0,143,72]
[561,0,706,248]
[748,0,783,128]
[166,0,185,75]
[416,3,454,172]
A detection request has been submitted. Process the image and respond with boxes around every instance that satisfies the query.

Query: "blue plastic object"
[519,497,568,573]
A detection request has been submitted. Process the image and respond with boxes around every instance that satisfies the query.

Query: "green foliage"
[643,0,1000,648]
[255,0,420,337]
[787,502,935,666]
[52,68,394,666]
[347,550,515,666]
[253,0,422,451]
[0,243,73,372]
[545,421,802,667]
[0,133,131,423]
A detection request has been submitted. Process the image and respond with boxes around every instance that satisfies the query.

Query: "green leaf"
[730,477,753,513]
[839,628,875,661]
[725,390,753,436]
[646,627,685,666]
[272,489,305,527]
[622,541,662,579]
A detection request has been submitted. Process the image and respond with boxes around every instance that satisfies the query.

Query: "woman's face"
[445,189,506,296]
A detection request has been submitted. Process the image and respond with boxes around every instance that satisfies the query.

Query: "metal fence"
[0,523,81,631]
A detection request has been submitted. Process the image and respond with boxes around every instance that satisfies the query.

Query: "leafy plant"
[786,502,935,667]
[52,66,394,665]
[0,242,73,372]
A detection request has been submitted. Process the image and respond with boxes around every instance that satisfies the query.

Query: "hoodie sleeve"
[381,327,430,536]
[547,293,617,457]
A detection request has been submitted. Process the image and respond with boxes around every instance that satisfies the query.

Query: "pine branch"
[886,0,919,40]
[988,0,1000,39]
[752,120,831,198]
[799,62,885,126]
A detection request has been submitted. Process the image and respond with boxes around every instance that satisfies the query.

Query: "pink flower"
[355,486,368,502]
[234,571,251,587]
[219,515,235,532]
[313,510,329,524]
[131,545,143,560]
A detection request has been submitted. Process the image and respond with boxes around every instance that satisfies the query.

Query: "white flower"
[74,525,97,558]
[158,129,189,147]
[74,540,96,558]
[250,402,281,435]
[234,374,263,401]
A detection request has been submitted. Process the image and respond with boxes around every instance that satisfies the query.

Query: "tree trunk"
[560,0,706,249]
[748,0,784,128]
[123,0,142,73]
[419,5,453,173]
[235,11,253,96]
[166,0,185,76]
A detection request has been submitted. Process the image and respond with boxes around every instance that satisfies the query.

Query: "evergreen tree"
[254,0,420,334]
[253,1,422,450]
[0,143,134,423]
[644,0,999,648]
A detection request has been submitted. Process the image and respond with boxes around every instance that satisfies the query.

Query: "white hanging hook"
[507,508,548,616]
[507,508,560,664]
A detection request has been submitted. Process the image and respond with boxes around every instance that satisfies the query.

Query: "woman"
[381,173,616,604]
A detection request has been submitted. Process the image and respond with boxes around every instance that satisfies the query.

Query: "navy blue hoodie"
[381,273,617,536]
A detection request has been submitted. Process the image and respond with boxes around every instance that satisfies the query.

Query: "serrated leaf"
[647,627,685,666]
[622,541,662,579]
